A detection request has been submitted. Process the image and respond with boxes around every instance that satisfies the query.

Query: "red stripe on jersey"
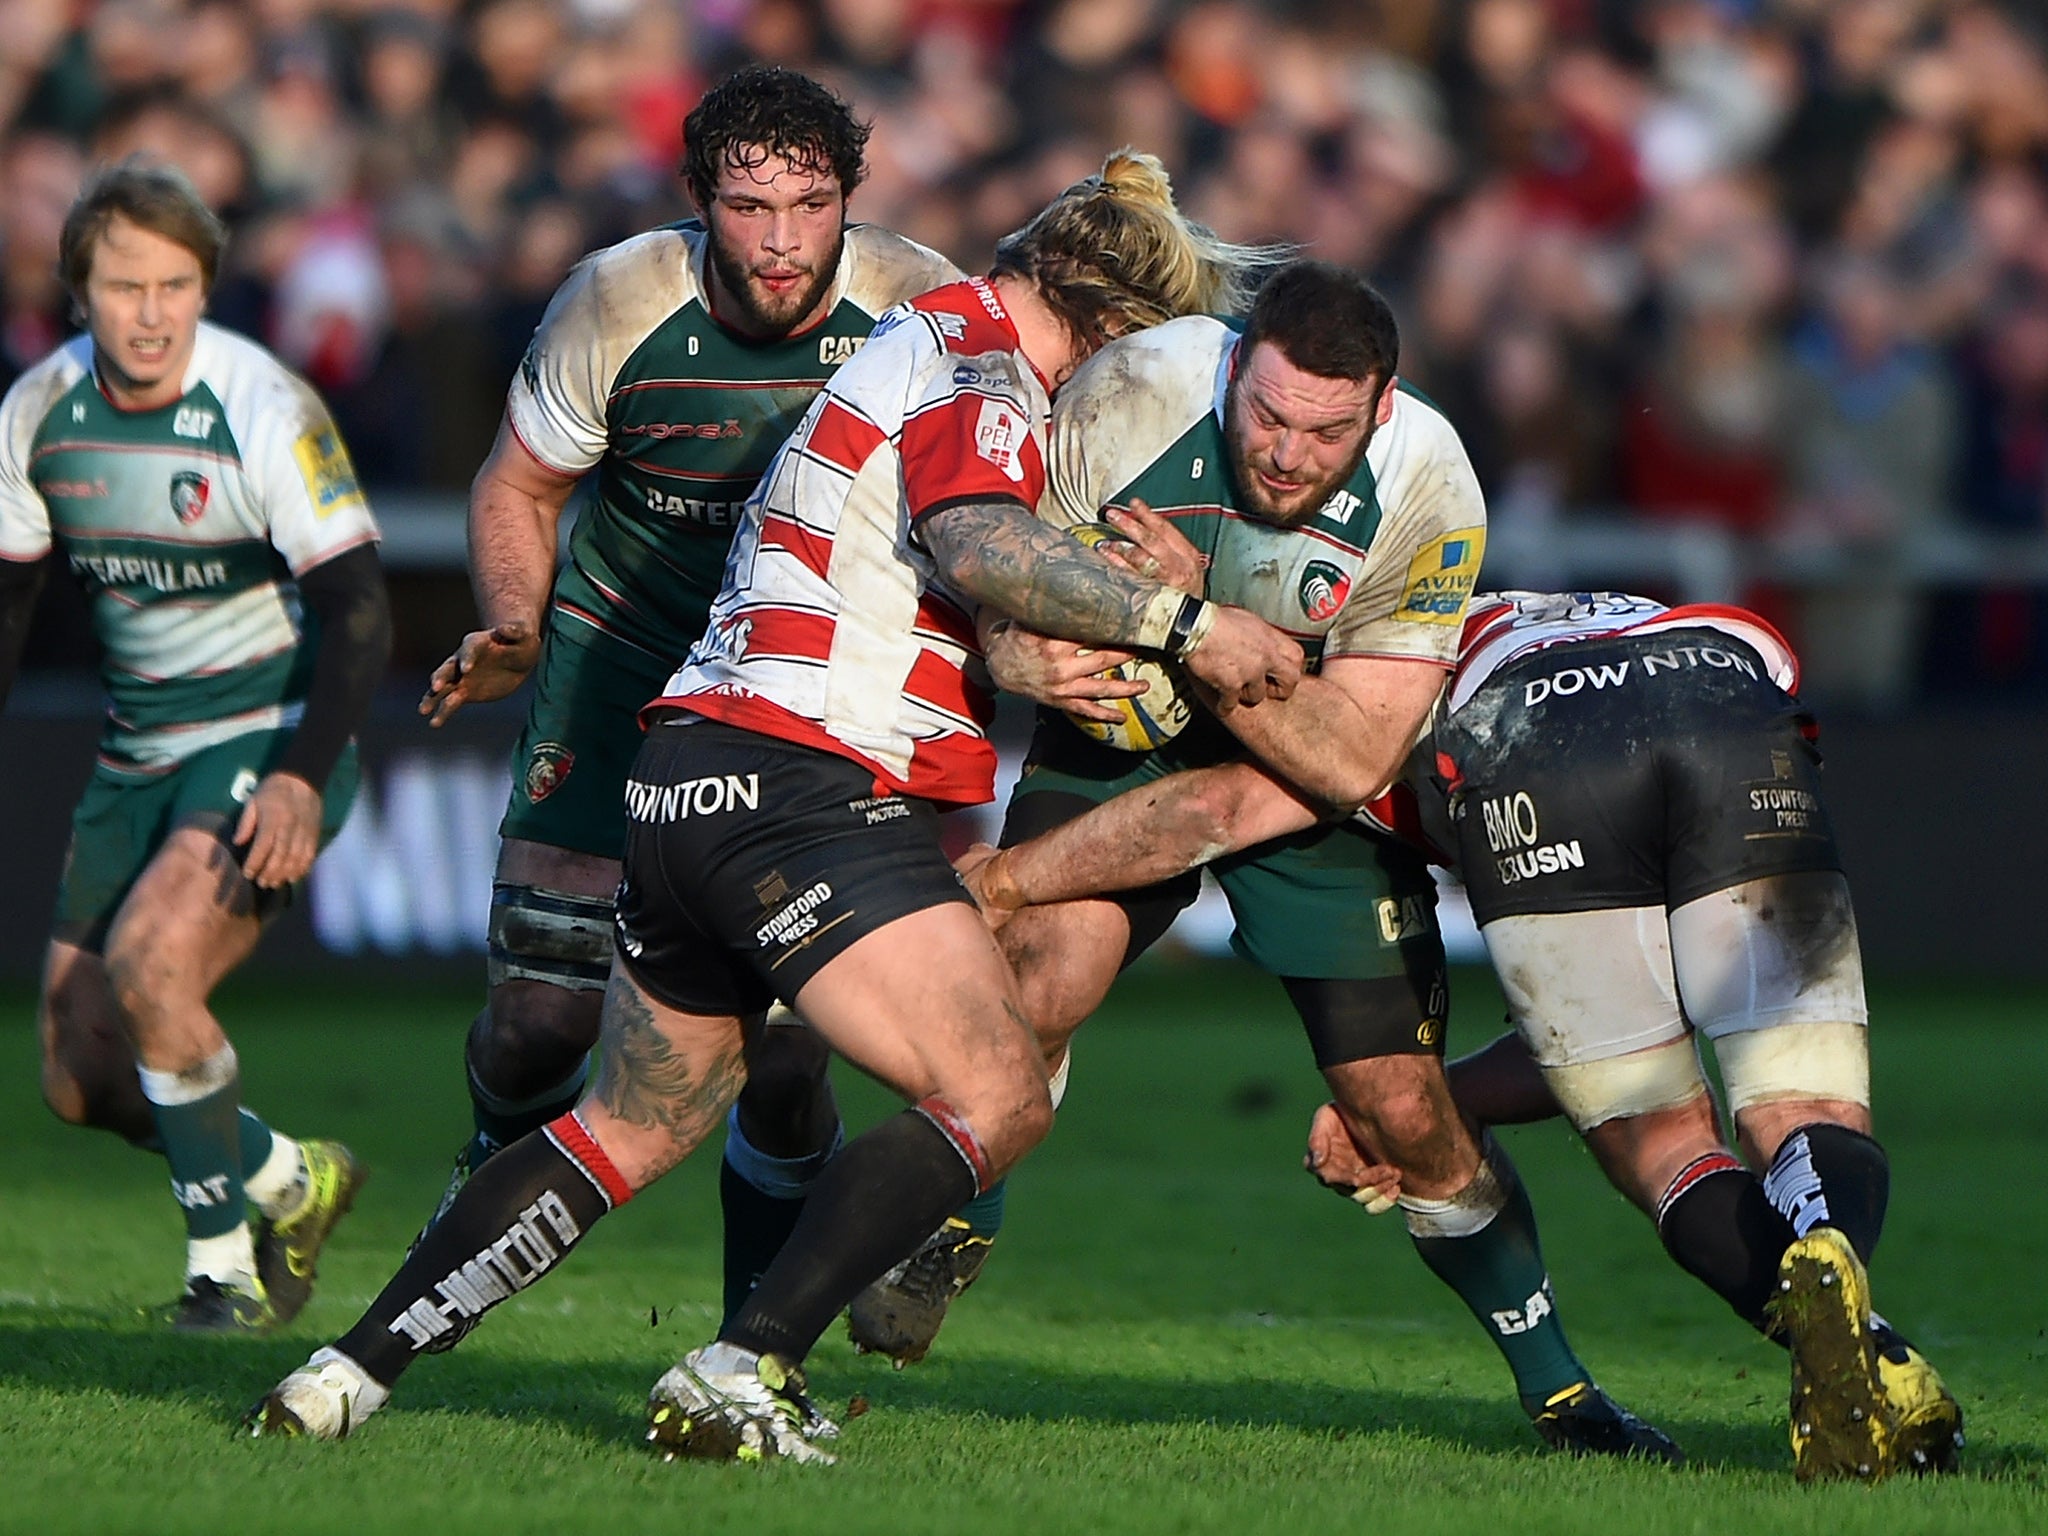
[743,607,835,666]
[762,510,834,582]
[545,1110,634,1208]
[804,397,888,477]
[901,390,1045,520]
[915,589,978,651]
[663,692,997,810]
[906,644,986,727]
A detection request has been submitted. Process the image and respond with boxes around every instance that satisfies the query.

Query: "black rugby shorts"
[614,718,973,1015]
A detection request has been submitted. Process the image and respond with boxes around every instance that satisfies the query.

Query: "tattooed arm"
[921,499,1303,708]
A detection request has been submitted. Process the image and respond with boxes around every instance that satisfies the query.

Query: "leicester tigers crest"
[525,741,575,803]
[169,470,211,525]
[1298,559,1351,623]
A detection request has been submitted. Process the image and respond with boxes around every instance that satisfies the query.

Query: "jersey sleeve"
[247,377,382,574]
[504,251,625,476]
[1038,384,1112,530]
[1323,394,1487,665]
[900,351,1046,522]
[0,374,56,562]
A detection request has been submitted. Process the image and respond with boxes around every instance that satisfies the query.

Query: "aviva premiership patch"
[1394,528,1484,625]
[292,425,366,518]
[169,470,210,525]
[525,742,575,803]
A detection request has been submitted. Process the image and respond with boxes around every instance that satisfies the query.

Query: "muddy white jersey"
[1040,315,1486,668]
[651,278,1050,808]
[0,323,379,769]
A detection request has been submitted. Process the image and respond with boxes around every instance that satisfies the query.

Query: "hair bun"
[1095,149,1175,210]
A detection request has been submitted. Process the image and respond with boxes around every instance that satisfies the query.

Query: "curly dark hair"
[679,66,870,209]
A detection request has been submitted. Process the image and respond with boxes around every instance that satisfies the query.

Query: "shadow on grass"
[4,1302,1995,1482]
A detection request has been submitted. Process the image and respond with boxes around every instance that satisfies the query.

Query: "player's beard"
[705,224,844,337]
[1223,381,1375,528]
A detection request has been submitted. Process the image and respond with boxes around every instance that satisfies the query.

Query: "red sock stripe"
[913,1096,993,1193]
[1656,1150,1747,1224]
[545,1111,634,1209]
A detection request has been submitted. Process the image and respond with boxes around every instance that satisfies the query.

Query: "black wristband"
[1164,595,1210,661]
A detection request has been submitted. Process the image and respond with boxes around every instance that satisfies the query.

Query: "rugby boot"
[1769,1226,1894,1483]
[1524,1381,1685,1464]
[847,1217,993,1366]
[244,1347,389,1440]
[646,1343,839,1465]
[254,1140,366,1325]
[168,1273,277,1335]
[404,1135,498,1354]
[1871,1330,1964,1475]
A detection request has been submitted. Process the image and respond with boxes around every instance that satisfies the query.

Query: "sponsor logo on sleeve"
[169,469,211,525]
[292,426,366,518]
[1394,527,1484,624]
[974,398,1027,483]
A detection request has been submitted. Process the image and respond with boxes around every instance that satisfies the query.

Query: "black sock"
[723,1107,979,1362]
[1762,1123,1890,1264]
[335,1114,627,1385]
[1655,1152,1796,1334]
[719,1156,811,1329]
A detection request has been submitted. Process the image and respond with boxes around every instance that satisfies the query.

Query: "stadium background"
[4,0,2048,976]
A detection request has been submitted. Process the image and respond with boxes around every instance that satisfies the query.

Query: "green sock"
[138,1048,247,1242]
[956,1179,1006,1239]
[1404,1145,1588,1406]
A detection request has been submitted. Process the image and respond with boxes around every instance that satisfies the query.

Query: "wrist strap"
[1164,595,1215,661]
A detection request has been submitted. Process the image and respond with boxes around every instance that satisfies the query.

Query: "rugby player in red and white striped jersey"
[252,151,1302,1462]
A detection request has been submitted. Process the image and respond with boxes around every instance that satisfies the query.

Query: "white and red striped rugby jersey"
[646,278,1051,808]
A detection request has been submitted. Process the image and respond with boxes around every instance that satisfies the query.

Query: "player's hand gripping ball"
[1063,522,1193,752]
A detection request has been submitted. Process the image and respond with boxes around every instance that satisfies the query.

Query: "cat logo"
[169,470,211,525]
[1298,560,1351,622]
[819,335,864,366]
[173,406,216,439]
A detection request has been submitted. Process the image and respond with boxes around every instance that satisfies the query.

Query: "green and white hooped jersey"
[507,220,959,663]
[0,323,380,771]
[1040,315,1486,670]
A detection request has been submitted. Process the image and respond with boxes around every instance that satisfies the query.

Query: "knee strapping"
[1399,1132,1516,1240]
[1538,1036,1707,1132]
[1714,1021,1868,1114]
[487,883,614,992]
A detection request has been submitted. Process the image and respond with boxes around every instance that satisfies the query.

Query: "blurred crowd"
[4,0,2048,705]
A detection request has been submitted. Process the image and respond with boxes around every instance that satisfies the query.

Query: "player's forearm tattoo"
[591,979,745,1149]
[924,501,1160,644]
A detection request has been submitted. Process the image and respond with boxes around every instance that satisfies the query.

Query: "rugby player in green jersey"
[409,68,958,1322]
[0,161,389,1330]
[854,264,1678,1461]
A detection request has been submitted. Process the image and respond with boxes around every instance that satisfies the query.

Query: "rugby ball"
[1063,523,1194,752]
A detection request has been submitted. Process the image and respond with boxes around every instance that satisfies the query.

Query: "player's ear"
[1375,375,1398,427]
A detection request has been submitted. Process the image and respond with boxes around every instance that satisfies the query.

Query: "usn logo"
[1298,560,1352,623]
[169,470,211,525]
[524,742,575,804]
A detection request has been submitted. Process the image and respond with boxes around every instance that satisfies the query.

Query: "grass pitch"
[1,961,2043,1535]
